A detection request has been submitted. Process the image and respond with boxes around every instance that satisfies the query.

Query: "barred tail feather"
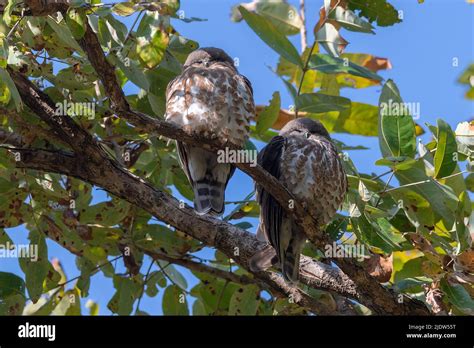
[193,181,211,215]
[208,181,225,215]
[193,180,225,216]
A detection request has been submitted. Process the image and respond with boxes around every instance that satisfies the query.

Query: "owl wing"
[255,135,286,254]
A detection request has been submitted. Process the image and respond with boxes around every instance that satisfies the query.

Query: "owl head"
[280,118,331,139]
[184,47,235,69]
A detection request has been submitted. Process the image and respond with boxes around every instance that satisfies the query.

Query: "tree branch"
[299,0,308,52]
[73,19,429,315]
[8,145,358,314]
[4,0,431,315]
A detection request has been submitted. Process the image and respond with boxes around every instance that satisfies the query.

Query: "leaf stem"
[135,259,154,314]
[374,170,395,207]
[370,169,393,181]
[24,255,123,303]
[295,41,317,118]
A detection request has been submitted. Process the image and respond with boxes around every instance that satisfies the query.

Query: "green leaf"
[232,2,303,36]
[79,199,130,226]
[256,91,281,134]
[234,221,252,230]
[108,54,150,91]
[103,15,128,47]
[86,300,99,315]
[465,173,474,192]
[351,215,400,253]
[2,0,18,26]
[347,0,401,27]
[239,6,303,67]
[315,23,347,57]
[137,29,169,69]
[375,156,417,170]
[107,275,142,315]
[112,2,138,16]
[191,271,240,314]
[395,277,431,293]
[162,285,189,315]
[0,272,25,298]
[0,67,22,111]
[18,229,49,303]
[440,278,474,315]
[455,192,472,254]
[228,285,260,315]
[145,271,165,297]
[394,160,458,227]
[159,262,188,290]
[328,6,375,33]
[308,54,382,81]
[317,102,379,136]
[192,298,207,315]
[378,79,416,158]
[0,38,8,69]
[135,225,200,258]
[167,34,199,63]
[52,289,82,315]
[66,8,86,40]
[458,64,474,100]
[296,93,351,113]
[0,294,25,315]
[46,16,84,53]
[434,119,457,179]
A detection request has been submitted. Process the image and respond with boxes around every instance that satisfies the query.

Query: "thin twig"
[299,0,307,52]
[135,259,154,314]
[370,169,393,181]
[118,10,144,58]
[24,255,123,303]
[295,41,317,118]
[6,11,25,41]
[374,170,395,207]
[294,0,340,117]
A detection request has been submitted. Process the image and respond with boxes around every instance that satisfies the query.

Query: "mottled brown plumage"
[251,118,347,283]
[165,47,255,215]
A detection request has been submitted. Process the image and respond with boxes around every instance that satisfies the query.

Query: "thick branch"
[11,146,357,315]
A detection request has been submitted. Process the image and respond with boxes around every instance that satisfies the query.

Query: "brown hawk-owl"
[165,47,255,215]
[251,118,347,283]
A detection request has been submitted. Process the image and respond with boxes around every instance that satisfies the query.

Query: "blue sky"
[1,0,473,315]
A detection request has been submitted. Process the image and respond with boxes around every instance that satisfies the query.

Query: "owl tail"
[281,230,305,284]
[193,180,225,216]
[249,244,278,272]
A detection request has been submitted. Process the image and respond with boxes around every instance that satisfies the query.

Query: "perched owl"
[165,47,255,215]
[251,118,347,283]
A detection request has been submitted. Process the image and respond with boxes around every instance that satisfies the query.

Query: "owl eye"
[304,132,311,138]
